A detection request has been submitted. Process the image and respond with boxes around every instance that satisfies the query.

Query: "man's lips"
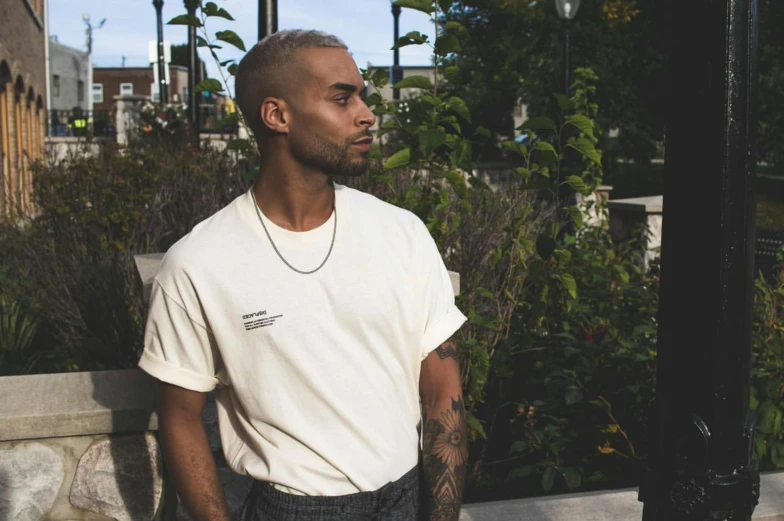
[353,137,373,145]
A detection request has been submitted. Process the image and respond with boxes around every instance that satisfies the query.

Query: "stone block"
[70,433,163,521]
[0,442,64,521]
[0,369,157,442]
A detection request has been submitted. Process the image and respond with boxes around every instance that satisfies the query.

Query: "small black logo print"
[241,309,283,331]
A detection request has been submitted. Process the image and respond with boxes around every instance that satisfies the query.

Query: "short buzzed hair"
[235,29,348,138]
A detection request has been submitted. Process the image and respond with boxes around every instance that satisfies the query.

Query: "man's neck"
[253,161,335,233]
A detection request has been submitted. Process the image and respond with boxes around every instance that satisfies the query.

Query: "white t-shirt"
[138,183,466,496]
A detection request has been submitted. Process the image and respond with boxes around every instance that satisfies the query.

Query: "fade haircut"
[235,29,348,138]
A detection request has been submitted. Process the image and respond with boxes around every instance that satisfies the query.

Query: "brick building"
[0,0,48,218]
[92,65,189,112]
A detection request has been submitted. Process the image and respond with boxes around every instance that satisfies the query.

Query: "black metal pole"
[392,4,402,101]
[153,0,168,105]
[258,0,278,41]
[563,18,570,96]
[184,0,200,144]
[638,0,760,519]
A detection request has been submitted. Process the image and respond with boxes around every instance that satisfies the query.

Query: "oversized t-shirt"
[138,183,466,496]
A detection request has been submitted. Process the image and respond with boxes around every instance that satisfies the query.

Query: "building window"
[120,83,133,96]
[78,80,84,104]
[93,84,103,103]
[151,83,160,102]
[53,75,60,98]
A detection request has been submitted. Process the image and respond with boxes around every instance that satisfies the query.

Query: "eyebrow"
[328,82,360,93]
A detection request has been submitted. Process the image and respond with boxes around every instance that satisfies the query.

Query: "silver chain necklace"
[251,190,337,275]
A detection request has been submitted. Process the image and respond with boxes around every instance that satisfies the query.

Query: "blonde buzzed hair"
[235,29,348,137]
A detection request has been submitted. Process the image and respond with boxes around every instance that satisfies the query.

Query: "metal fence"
[47,110,116,138]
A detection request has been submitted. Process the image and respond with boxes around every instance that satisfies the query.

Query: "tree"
[442,0,668,166]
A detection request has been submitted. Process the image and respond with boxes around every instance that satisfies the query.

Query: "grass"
[604,162,784,230]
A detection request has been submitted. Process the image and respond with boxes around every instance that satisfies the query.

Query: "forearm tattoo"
[420,396,468,521]
[434,333,459,361]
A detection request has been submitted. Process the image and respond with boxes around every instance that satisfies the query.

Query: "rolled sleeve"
[416,222,467,360]
[139,274,220,392]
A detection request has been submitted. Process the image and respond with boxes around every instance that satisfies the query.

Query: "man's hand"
[156,381,232,521]
[419,333,468,521]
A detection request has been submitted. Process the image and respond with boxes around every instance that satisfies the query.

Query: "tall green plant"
[0,294,38,374]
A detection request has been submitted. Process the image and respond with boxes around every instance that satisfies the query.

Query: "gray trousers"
[239,466,419,521]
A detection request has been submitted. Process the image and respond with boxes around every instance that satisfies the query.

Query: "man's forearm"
[159,417,231,521]
[420,394,469,521]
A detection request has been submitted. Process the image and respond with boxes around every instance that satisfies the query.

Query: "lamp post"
[152,0,169,104]
[391,3,402,101]
[554,0,580,96]
[258,0,278,41]
[638,0,760,519]
[184,0,200,139]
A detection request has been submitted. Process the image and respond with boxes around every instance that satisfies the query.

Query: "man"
[139,29,468,521]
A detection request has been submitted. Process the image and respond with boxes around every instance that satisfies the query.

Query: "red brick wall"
[93,66,190,111]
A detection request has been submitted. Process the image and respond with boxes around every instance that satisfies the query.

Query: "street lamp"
[258,0,278,41]
[554,0,581,96]
[152,0,169,104]
[391,4,402,101]
[184,0,200,137]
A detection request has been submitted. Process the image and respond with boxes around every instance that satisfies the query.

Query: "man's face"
[285,47,376,177]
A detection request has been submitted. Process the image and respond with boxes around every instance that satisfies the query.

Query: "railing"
[198,104,237,134]
[47,109,116,138]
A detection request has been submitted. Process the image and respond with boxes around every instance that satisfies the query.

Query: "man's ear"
[260,97,290,134]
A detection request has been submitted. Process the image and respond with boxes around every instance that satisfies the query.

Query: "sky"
[48,0,437,88]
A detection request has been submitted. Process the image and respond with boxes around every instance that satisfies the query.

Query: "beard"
[289,130,370,177]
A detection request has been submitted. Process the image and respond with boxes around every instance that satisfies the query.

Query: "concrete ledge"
[459,471,784,520]
[607,195,663,213]
[0,369,157,441]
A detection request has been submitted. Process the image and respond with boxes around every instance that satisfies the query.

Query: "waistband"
[251,466,419,510]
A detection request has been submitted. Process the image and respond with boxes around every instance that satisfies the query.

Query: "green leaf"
[564,206,584,228]
[568,137,602,165]
[566,175,589,195]
[542,466,556,492]
[219,60,234,67]
[559,273,578,299]
[167,14,203,27]
[443,21,465,33]
[435,33,461,55]
[393,0,436,15]
[466,411,487,439]
[196,36,209,48]
[194,78,224,94]
[554,93,575,111]
[392,31,430,50]
[755,434,768,461]
[393,75,434,90]
[384,147,411,169]
[443,65,460,82]
[518,116,557,131]
[566,114,596,140]
[364,93,383,107]
[227,63,238,76]
[474,126,491,138]
[515,167,532,180]
[563,468,582,489]
[215,30,247,51]
[534,141,558,165]
[508,465,535,480]
[565,387,582,405]
[446,96,471,123]
[536,235,556,260]
[203,2,235,20]
[418,127,446,157]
